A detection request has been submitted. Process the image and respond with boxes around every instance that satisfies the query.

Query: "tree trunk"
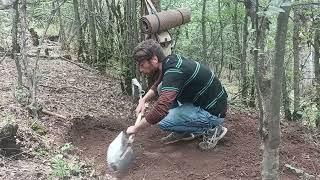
[73,0,85,61]
[201,0,207,63]
[55,0,67,50]
[292,8,301,121]
[314,24,320,127]
[123,0,133,94]
[232,1,241,83]
[217,0,225,77]
[132,0,138,77]
[241,11,249,105]
[262,3,291,179]
[11,0,22,87]
[20,0,30,86]
[282,65,292,121]
[105,0,115,68]
[256,16,269,135]
[87,0,97,64]
[11,0,20,55]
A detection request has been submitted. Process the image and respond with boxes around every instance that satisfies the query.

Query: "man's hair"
[133,39,166,62]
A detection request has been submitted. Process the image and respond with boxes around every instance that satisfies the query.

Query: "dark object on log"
[63,54,72,60]
[45,48,50,56]
[28,28,39,46]
[140,8,191,34]
[0,124,21,156]
[47,35,59,42]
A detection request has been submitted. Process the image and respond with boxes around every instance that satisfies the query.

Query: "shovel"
[106,113,143,174]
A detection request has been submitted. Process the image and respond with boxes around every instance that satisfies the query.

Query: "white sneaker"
[199,125,227,150]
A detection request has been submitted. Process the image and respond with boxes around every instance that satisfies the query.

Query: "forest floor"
[0,45,320,179]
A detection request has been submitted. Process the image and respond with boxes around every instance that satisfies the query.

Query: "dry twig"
[41,109,68,119]
[0,50,9,64]
[59,56,99,73]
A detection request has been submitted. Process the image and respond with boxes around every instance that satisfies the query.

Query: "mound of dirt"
[68,115,130,174]
[67,109,320,179]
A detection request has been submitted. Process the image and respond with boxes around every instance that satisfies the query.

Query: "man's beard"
[147,69,159,77]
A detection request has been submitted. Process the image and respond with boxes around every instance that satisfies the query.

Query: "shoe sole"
[217,127,227,140]
[162,134,195,145]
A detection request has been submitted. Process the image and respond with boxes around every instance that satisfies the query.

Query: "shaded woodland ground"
[0,45,319,179]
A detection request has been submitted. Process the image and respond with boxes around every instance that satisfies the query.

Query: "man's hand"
[126,125,138,135]
[126,117,151,135]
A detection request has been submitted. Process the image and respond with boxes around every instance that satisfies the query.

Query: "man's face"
[138,56,159,75]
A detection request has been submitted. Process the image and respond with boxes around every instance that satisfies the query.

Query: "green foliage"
[51,154,73,178]
[30,122,48,136]
[49,143,80,179]
[60,143,73,153]
[34,146,49,157]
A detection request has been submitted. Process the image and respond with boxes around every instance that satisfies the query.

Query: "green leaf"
[257,11,266,17]
[281,1,292,7]
[270,0,283,7]
[265,6,285,17]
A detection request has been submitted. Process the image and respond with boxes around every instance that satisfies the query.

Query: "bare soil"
[69,109,320,180]
[1,53,319,179]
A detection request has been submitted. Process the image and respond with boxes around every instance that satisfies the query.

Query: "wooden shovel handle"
[134,113,143,126]
[128,113,143,143]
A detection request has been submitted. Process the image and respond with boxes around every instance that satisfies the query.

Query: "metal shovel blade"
[106,131,135,174]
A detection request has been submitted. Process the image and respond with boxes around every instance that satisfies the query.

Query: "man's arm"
[141,88,156,102]
[126,117,151,134]
[135,88,156,116]
[136,72,162,115]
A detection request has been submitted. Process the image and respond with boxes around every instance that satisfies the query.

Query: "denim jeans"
[158,103,224,135]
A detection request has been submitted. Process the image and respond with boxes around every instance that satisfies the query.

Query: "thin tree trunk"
[56,0,67,50]
[282,66,292,121]
[73,0,85,61]
[87,0,97,64]
[232,1,241,83]
[201,0,207,63]
[124,0,132,94]
[262,3,291,179]
[132,0,138,77]
[20,0,30,86]
[106,0,115,68]
[314,26,320,127]
[12,0,22,87]
[254,16,271,135]
[241,12,249,105]
[292,8,301,121]
[217,0,225,77]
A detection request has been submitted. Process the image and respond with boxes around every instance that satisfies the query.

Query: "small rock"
[36,172,43,178]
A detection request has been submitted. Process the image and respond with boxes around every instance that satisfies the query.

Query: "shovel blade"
[106,131,135,174]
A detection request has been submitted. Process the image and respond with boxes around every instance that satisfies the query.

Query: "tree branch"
[59,56,99,73]
[41,109,67,119]
[0,50,9,64]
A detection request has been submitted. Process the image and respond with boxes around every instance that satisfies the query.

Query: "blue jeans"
[158,103,224,135]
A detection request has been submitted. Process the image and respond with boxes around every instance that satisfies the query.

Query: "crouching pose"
[127,39,228,150]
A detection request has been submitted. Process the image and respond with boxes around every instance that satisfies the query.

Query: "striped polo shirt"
[145,54,228,124]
